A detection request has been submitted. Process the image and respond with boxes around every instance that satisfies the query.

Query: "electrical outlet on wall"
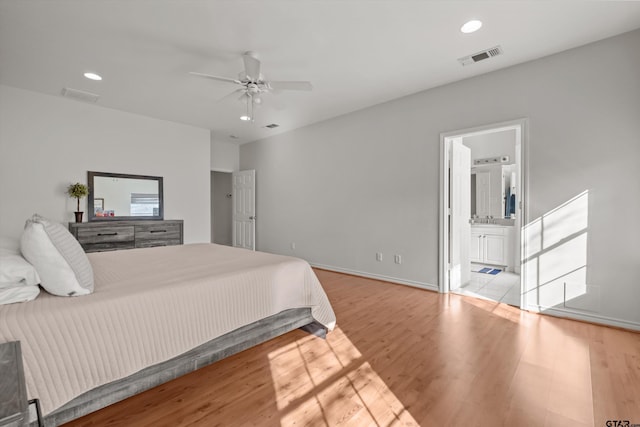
[376,252,383,262]
[394,255,402,264]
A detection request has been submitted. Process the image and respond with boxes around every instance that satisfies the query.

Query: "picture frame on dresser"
[93,198,104,214]
[87,171,163,221]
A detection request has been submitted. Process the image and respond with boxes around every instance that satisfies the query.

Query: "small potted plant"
[67,183,89,223]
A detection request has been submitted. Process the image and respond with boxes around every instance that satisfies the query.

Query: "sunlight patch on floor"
[455,293,524,324]
[508,318,594,424]
[268,327,419,426]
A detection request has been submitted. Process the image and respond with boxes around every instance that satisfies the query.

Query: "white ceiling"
[1,1,640,144]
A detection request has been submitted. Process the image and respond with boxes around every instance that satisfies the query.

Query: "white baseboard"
[525,304,640,331]
[310,263,439,292]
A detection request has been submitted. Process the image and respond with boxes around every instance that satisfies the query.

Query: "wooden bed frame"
[36,308,326,427]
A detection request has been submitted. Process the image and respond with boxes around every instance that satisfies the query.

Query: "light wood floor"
[65,269,640,427]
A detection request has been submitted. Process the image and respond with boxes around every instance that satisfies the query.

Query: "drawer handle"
[150,230,167,233]
[97,232,118,236]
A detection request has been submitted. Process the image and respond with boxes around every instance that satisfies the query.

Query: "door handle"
[249,216,256,220]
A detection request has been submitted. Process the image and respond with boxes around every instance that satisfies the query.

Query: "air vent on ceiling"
[458,45,503,66]
[61,87,100,103]
[264,123,279,129]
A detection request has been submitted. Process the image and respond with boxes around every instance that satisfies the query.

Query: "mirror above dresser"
[88,171,163,221]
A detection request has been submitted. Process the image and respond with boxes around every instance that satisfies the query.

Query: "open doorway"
[211,171,233,246]
[211,169,257,250]
[439,119,527,307]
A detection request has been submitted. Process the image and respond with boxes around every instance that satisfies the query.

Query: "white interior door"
[449,139,471,289]
[232,170,256,250]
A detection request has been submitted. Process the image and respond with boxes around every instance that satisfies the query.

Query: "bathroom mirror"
[88,171,163,221]
[470,164,517,219]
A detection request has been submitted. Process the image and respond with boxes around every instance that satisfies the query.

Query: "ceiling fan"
[190,51,312,121]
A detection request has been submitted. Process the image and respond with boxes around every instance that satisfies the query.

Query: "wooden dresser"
[69,220,183,253]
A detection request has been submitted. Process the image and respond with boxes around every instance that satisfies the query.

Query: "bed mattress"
[0,243,336,415]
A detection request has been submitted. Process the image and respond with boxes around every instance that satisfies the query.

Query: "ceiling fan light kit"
[190,51,312,123]
[241,95,254,122]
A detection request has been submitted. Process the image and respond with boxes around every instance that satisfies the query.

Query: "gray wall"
[0,85,211,243]
[241,29,640,328]
[210,137,239,172]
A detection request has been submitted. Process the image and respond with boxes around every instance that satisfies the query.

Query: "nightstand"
[0,342,28,427]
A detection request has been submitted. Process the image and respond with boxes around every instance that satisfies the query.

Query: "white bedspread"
[0,243,336,415]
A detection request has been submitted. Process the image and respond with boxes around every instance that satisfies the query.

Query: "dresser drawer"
[135,223,181,242]
[135,238,181,249]
[77,226,135,244]
[81,241,136,253]
[134,223,181,249]
[76,226,135,253]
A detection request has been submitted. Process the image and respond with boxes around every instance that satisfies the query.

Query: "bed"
[0,243,336,426]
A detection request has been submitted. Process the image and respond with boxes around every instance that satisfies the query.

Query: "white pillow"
[0,285,40,305]
[21,214,94,297]
[0,253,40,289]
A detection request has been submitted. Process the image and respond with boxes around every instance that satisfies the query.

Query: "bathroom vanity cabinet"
[470,225,513,271]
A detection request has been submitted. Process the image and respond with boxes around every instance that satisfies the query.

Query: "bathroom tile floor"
[452,264,521,307]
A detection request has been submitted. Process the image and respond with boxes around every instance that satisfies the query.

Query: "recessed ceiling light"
[83,72,102,81]
[461,20,482,34]
[240,115,251,121]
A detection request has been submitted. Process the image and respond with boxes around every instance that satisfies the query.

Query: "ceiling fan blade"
[189,72,241,85]
[217,88,245,103]
[267,81,313,91]
[242,51,261,80]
